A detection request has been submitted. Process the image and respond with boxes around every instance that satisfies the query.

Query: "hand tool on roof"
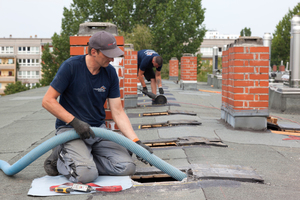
[141,90,167,104]
[50,183,122,193]
[142,110,197,116]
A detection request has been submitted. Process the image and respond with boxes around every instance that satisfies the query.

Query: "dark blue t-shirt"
[50,55,120,129]
[138,49,162,71]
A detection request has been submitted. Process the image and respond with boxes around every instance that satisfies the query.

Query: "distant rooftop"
[204,30,239,40]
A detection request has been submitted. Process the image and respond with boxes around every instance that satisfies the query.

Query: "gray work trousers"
[56,125,136,183]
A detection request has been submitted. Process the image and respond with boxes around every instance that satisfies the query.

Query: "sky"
[0,0,299,39]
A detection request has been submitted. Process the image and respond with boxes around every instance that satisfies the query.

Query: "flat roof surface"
[1,81,300,199]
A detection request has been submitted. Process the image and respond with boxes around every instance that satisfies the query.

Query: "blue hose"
[0,128,187,181]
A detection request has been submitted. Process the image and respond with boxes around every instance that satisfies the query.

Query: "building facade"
[197,30,239,64]
[0,36,52,95]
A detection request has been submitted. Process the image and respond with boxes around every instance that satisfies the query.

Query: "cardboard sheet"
[28,175,132,196]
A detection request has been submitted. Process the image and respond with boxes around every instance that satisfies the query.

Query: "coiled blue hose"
[0,128,187,181]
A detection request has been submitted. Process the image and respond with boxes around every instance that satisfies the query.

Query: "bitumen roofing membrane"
[1,80,300,200]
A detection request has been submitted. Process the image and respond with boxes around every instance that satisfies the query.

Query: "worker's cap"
[89,31,124,58]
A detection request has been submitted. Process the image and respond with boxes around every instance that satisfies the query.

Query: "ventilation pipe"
[212,46,218,74]
[289,15,300,88]
[263,32,272,68]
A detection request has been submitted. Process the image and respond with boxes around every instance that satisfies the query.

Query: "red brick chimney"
[221,37,269,130]
[180,53,197,90]
[169,57,179,81]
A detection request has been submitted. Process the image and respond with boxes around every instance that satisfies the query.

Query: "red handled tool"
[50,182,122,193]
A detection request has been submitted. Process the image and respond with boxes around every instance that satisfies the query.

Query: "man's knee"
[112,162,136,176]
[76,165,99,183]
[57,150,99,183]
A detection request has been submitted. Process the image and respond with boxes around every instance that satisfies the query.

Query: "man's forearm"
[42,98,74,124]
[155,73,162,88]
[138,71,146,87]
[112,110,138,140]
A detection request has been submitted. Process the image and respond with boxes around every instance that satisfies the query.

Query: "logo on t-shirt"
[144,50,157,56]
[94,86,106,92]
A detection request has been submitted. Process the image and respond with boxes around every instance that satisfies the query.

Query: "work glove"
[135,140,153,165]
[159,87,164,94]
[69,117,95,140]
[142,86,148,93]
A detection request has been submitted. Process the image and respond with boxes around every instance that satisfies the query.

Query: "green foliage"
[240,27,251,36]
[4,81,29,95]
[44,0,206,67]
[15,61,19,82]
[32,83,42,89]
[160,63,169,80]
[271,3,300,66]
[151,0,206,62]
[119,24,153,51]
[197,60,212,82]
[40,43,60,86]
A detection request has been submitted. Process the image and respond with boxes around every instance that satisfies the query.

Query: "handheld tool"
[141,90,167,104]
[53,187,72,193]
[71,183,122,192]
[51,183,122,194]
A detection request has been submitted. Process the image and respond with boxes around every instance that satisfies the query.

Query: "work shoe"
[44,146,61,176]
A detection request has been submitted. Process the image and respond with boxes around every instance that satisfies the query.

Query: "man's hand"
[135,140,153,165]
[159,87,164,94]
[142,87,148,93]
[69,117,95,140]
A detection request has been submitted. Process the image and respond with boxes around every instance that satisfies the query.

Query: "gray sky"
[0,0,299,38]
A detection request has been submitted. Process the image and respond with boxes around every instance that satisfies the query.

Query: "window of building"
[18,58,39,66]
[0,71,1,75]
[0,59,2,64]
[18,46,40,54]
[9,71,13,76]
[8,59,14,64]
[0,46,14,54]
[18,70,40,79]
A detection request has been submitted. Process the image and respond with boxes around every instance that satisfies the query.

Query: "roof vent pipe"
[289,15,300,88]
[212,46,218,74]
[263,32,272,68]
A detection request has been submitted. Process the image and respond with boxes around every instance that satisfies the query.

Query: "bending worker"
[42,31,153,184]
[137,49,164,96]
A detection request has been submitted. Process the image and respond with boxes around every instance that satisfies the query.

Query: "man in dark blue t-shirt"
[42,31,152,183]
[138,49,164,96]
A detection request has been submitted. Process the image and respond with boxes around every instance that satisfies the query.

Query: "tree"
[41,0,206,81]
[240,27,251,36]
[4,81,29,95]
[15,61,19,82]
[120,24,153,51]
[271,3,300,66]
[40,43,60,86]
[150,0,206,62]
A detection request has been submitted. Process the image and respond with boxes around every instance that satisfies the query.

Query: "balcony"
[0,76,15,82]
[0,65,15,70]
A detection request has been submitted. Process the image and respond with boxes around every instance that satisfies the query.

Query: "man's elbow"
[41,97,48,109]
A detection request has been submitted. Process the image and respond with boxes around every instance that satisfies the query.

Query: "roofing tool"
[53,187,72,193]
[141,90,167,104]
[71,183,122,192]
[50,183,122,193]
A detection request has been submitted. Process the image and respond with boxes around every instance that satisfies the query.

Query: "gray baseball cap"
[89,31,124,58]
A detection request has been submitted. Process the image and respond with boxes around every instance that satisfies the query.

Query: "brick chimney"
[180,53,197,90]
[221,37,269,130]
[169,57,178,81]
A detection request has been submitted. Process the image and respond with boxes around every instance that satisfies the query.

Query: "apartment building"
[0,36,52,95]
[197,30,239,64]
